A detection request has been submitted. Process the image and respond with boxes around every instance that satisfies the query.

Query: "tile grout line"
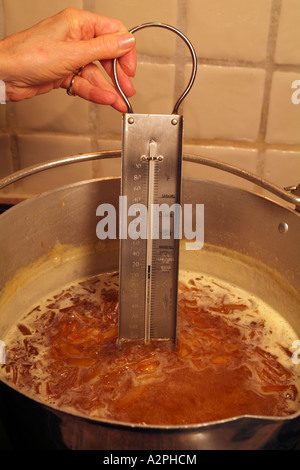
[112,52,300,73]
[256,0,282,186]
[2,127,300,151]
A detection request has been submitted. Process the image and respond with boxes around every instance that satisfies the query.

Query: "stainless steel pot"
[0,152,299,450]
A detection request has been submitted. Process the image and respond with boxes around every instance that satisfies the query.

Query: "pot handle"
[113,23,197,114]
[1,151,299,211]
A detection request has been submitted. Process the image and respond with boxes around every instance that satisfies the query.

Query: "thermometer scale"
[113,23,197,343]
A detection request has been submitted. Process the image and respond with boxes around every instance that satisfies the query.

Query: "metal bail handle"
[113,22,197,114]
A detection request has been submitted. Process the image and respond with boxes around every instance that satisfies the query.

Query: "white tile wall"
[94,0,178,57]
[97,62,177,135]
[182,144,258,191]
[15,89,91,135]
[0,0,299,206]
[3,0,84,35]
[266,71,300,144]
[127,63,177,115]
[17,134,93,194]
[183,65,265,142]
[264,149,300,188]
[263,149,300,206]
[186,0,273,62]
[275,0,300,65]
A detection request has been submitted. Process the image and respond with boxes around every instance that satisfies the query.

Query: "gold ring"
[66,67,84,96]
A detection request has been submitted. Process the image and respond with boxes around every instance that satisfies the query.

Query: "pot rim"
[1,174,299,220]
[0,151,299,210]
[2,377,299,431]
[1,176,299,433]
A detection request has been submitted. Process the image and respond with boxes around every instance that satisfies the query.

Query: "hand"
[0,7,136,112]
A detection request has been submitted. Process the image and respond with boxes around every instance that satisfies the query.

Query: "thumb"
[76,31,136,63]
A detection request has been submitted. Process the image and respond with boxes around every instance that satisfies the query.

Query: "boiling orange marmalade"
[1,271,300,425]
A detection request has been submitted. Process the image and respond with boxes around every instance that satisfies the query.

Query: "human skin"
[0,7,136,112]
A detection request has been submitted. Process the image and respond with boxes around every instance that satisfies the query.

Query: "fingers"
[63,9,137,78]
[116,47,137,78]
[3,7,138,108]
[101,55,136,99]
[84,33,137,104]
[62,63,129,112]
[72,31,136,65]
[62,30,137,109]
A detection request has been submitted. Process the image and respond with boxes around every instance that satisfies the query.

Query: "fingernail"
[117,32,136,50]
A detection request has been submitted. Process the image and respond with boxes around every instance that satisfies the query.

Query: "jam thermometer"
[113,23,197,343]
